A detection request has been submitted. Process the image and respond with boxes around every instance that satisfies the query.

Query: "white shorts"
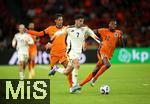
[68,51,81,60]
[18,52,29,62]
[67,51,81,67]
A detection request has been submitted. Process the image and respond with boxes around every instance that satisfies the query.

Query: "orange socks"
[28,60,35,71]
[79,64,107,86]
[80,73,93,86]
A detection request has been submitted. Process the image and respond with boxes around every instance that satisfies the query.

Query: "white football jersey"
[66,26,94,54]
[12,33,34,54]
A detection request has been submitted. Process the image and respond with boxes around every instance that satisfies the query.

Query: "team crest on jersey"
[114,32,118,37]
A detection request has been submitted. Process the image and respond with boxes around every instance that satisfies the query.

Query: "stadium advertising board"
[0,48,149,65]
[111,48,150,63]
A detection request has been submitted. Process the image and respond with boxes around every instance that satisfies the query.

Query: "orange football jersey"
[44,26,66,57]
[98,28,121,58]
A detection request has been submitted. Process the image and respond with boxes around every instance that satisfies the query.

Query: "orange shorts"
[97,46,111,66]
[50,54,68,67]
[29,50,37,58]
[99,45,113,59]
[29,45,37,59]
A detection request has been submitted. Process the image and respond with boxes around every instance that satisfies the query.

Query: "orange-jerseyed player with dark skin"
[72,19,125,92]
[26,14,73,93]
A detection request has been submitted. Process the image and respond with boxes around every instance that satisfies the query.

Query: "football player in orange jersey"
[25,14,73,92]
[28,22,37,79]
[72,19,125,92]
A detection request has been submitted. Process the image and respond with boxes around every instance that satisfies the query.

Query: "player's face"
[55,17,63,27]
[75,18,84,27]
[109,21,117,30]
[18,25,25,33]
[28,23,35,30]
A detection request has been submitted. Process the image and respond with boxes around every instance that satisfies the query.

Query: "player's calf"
[102,57,111,68]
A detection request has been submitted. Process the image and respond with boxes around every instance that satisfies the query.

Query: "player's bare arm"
[26,28,45,37]
[12,37,16,48]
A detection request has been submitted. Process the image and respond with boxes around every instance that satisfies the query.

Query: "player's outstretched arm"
[90,34,101,44]
[86,28,101,44]
[26,29,45,37]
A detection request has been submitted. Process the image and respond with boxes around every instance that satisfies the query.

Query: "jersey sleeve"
[28,30,44,36]
[85,27,95,36]
[44,26,51,34]
[85,27,100,43]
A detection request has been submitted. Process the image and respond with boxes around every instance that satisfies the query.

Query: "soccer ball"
[99,85,110,94]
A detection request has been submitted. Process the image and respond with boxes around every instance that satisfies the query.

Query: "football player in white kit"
[49,14,100,90]
[12,24,34,80]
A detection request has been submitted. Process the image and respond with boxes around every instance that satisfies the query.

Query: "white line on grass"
[35,65,49,70]
[143,84,149,86]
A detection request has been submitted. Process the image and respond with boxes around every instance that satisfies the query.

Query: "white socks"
[56,66,79,86]
[72,68,78,86]
[19,72,24,80]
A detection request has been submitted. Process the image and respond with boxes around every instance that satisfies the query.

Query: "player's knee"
[64,71,71,76]
[61,61,68,68]
[63,69,71,76]
[92,71,97,76]
[64,72,68,76]
[74,64,80,69]
[62,69,67,75]
[19,61,23,66]
[92,66,100,76]
[105,63,111,68]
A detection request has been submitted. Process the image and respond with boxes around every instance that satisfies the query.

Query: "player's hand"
[51,35,56,41]
[82,42,87,51]
[24,28,29,33]
[12,44,16,48]
[45,42,52,50]
[99,42,103,48]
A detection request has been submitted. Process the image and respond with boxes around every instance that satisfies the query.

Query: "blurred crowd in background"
[0,0,149,50]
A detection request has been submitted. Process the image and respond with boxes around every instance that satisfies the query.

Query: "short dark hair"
[74,14,84,20]
[55,13,63,20]
[110,18,116,22]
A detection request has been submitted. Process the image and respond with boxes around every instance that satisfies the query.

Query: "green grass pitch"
[0,64,150,104]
